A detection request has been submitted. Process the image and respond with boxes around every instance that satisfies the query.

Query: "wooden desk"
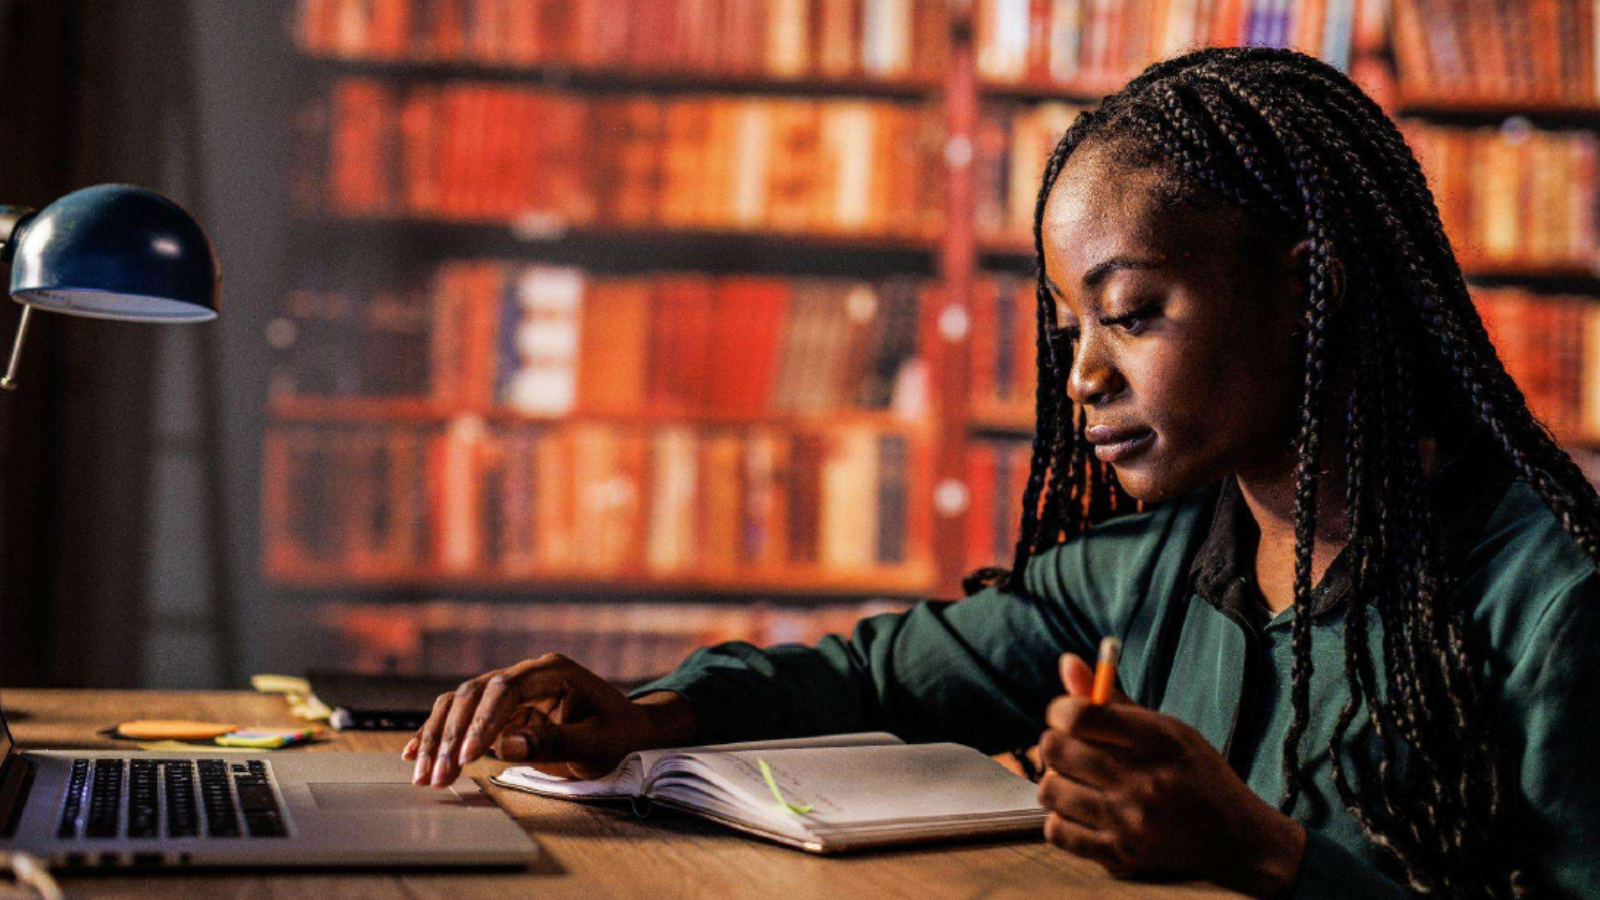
[4,690,1240,899]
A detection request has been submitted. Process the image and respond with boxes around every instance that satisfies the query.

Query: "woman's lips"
[1087,427,1155,463]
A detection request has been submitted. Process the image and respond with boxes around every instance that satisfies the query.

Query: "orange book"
[649,277,718,413]
[969,277,1001,417]
[577,279,652,415]
[816,0,859,77]
[699,431,745,574]
[534,426,578,569]
[965,442,999,570]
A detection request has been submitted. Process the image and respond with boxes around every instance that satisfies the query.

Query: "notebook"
[490,732,1047,853]
[306,670,471,731]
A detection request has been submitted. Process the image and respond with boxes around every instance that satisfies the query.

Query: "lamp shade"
[7,184,219,322]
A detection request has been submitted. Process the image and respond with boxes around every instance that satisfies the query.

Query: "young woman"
[403,48,1598,899]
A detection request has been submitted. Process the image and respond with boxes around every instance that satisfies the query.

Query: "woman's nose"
[1065,330,1123,406]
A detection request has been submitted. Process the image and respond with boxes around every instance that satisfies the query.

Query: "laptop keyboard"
[57,758,288,840]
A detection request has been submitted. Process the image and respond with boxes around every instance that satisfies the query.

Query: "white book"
[492,732,1047,854]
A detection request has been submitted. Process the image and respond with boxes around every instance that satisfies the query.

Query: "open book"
[490,732,1047,853]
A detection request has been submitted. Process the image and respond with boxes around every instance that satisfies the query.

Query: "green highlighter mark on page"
[757,758,813,815]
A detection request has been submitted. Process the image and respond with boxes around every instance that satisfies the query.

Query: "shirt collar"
[1188,432,1516,628]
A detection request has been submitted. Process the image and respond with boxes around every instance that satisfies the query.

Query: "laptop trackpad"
[308,783,466,809]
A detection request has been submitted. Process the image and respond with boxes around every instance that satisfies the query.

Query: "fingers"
[458,672,519,766]
[1060,652,1095,697]
[494,711,615,780]
[411,691,457,785]
[1037,770,1112,828]
[1043,812,1120,870]
[1037,727,1135,789]
[405,654,589,788]
[1043,694,1172,753]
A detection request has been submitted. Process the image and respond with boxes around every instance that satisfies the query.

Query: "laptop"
[0,690,540,869]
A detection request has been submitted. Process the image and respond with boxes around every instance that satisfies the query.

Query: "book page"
[669,743,1043,831]
[494,731,903,799]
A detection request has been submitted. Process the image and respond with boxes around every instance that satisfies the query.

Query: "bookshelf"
[267,0,1600,682]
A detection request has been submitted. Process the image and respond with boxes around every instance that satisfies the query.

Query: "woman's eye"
[1103,303,1161,335]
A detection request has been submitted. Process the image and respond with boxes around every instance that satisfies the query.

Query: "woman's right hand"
[401,653,697,788]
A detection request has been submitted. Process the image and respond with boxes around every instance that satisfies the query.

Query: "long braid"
[961,46,1600,898]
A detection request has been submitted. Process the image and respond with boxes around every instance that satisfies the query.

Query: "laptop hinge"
[0,752,36,838]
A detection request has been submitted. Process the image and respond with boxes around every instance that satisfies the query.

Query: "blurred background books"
[12,0,1600,690]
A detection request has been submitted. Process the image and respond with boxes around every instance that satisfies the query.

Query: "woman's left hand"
[1037,652,1307,899]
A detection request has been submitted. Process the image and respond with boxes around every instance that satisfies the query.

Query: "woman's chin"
[1107,460,1181,504]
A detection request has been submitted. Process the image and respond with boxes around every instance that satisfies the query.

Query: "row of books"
[965,438,1032,576]
[293,0,951,83]
[969,274,1039,425]
[974,101,1083,246]
[1393,0,1600,105]
[262,419,934,582]
[1404,122,1599,268]
[303,598,915,684]
[973,0,1363,90]
[272,264,932,418]
[304,78,945,236]
[1475,287,1600,442]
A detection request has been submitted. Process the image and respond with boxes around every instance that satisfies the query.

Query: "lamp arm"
[0,304,31,391]
[0,205,39,390]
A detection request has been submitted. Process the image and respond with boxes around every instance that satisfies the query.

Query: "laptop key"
[85,759,124,839]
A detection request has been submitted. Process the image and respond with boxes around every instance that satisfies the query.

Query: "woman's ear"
[1287,237,1345,314]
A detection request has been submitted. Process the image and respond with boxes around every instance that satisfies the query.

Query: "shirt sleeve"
[627,495,1206,751]
[1500,571,1600,899]
[627,545,1102,753]
[1291,830,1412,900]
[1291,570,1600,900]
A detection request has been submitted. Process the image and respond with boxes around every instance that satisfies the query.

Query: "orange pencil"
[1091,636,1121,705]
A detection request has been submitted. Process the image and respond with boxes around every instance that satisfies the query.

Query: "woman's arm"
[1498,573,1600,899]
[630,494,1207,750]
[629,576,1098,752]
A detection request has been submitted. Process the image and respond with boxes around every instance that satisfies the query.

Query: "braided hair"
[989,47,1600,898]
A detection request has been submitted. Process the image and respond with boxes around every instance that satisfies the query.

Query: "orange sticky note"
[115,720,239,741]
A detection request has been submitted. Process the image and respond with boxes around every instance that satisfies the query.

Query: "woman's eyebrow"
[1081,255,1160,288]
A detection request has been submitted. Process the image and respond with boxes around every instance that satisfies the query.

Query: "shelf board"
[265,565,939,599]
[980,241,1600,293]
[293,216,942,276]
[968,413,1034,438]
[978,79,1122,104]
[299,52,941,100]
[268,396,933,433]
[1395,93,1600,127]
[1458,258,1600,295]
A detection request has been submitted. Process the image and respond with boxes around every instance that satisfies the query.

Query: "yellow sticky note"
[116,720,238,741]
[251,673,311,695]
[136,740,257,754]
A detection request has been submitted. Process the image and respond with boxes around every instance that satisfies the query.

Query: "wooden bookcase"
[265,0,1600,679]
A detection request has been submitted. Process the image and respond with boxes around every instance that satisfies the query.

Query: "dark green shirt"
[634,441,1600,898]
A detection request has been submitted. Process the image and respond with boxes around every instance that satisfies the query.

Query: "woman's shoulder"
[1022,481,1220,607]
[1461,476,1600,669]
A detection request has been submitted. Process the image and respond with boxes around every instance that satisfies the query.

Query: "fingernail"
[503,735,528,760]
[412,754,430,785]
[431,757,452,787]
[458,738,478,765]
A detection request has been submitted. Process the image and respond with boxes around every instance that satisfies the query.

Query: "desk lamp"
[0,184,219,389]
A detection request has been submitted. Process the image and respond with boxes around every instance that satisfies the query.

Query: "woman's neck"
[1236,435,1437,615]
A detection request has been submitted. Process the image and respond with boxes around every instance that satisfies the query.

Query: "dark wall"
[0,0,210,686]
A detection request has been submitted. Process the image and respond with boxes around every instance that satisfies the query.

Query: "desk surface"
[3,690,1240,899]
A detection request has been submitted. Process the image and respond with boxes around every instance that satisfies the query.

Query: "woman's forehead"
[1042,147,1251,286]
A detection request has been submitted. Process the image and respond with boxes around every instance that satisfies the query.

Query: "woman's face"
[1040,141,1307,502]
